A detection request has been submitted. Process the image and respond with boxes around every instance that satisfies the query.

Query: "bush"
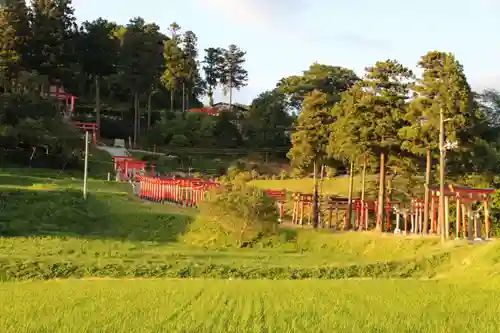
[182,183,279,248]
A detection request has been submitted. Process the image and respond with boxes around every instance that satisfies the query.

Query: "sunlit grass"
[1,279,499,333]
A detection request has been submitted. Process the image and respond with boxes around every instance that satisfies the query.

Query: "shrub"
[182,183,279,248]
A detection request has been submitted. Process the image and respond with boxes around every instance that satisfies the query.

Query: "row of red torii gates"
[290,185,494,240]
[110,155,495,240]
[48,85,98,143]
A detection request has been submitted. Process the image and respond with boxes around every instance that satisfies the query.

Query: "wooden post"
[328,204,333,229]
[461,203,467,239]
[467,204,473,241]
[292,194,298,224]
[484,199,490,240]
[410,211,415,233]
[430,195,436,233]
[299,198,304,225]
[395,212,401,234]
[456,197,461,239]
[307,200,312,225]
[474,211,481,240]
[444,196,450,240]
[403,212,408,235]
[334,203,339,230]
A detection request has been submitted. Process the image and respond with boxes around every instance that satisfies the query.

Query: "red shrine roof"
[187,102,248,115]
[188,107,218,115]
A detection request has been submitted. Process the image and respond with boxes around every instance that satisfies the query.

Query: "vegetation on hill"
[182,182,279,248]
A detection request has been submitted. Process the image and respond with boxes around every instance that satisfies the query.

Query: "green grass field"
[1,161,499,332]
[1,279,499,333]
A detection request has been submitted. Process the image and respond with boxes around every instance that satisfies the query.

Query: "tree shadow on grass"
[0,188,194,243]
[0,174,53,187]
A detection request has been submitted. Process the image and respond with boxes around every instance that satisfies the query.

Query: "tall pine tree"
[0,0,31,89]
[202,47,223,106]
[342,60,413,231]
[29,0,76,86]
[220,44,248,110]
[399,51,473,233]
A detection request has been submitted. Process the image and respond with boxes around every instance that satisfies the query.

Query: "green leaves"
[219,44,248,92]
[278,63,358,109]
[288,90,332,169]
[337,59,413,156]
[0,0,31,80]
[399,51,473,157]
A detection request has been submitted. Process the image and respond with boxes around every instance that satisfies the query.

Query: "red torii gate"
[49,85,78,116]
[429,184,495,240]
[73,121,98,144]
[263,189,286,221]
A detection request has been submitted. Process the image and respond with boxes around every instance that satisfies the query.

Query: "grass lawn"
[2,162,500,332]
[1,279,499,333]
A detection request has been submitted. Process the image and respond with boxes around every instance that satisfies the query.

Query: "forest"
[1,0,500,192]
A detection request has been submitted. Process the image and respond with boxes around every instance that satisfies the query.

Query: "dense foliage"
[0,94,81,168]
[2,0,500,198]
[182,183,279,248]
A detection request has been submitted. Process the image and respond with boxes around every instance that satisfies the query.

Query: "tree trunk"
[208,87,214,106]
[133,92,138,148]
[312,161,319,228]
[147,91,152,129]
[170,88,174,112]
[318,164,325,227]
[376,152,386,232]
[95,75,101,139]
[187,87,191,110]
[182,82,186,111]
[423,149,431,234]
[137,95,141,138]
[229,75,233,111]
[345,160,355,230]
[359,157,367,231]
[361,157,367,202]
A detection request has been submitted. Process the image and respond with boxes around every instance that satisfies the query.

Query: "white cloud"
[198,0,313,26]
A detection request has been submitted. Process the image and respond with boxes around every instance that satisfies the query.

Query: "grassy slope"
[2,163,500,331]
[0,167,449,278]
[1,166,499,281]
[1,279,499,333]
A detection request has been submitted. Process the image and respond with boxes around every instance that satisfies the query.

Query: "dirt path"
[96,145,129,157]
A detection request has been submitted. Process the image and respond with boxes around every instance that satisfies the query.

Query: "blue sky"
[73,0,500,105]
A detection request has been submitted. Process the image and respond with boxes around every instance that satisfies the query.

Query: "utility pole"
[83,130,89,199]
[438,108,446,242]
[346,161,354,230]
[312,161,319,228]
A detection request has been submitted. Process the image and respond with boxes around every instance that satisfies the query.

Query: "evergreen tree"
[202,47,223,106]
[342,60,413,231]
[120,17,163,145]
[288,90,332,228]
[278,63,359,110]
[244,89,293,151]
[220,44,248,110]
[29,0,76,85]
[79,18,119,136]
[0,0,31,87]
[181,30,199,109]
[162,22,185,112]
[399,51,473,233]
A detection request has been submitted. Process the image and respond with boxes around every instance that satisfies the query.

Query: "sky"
[72,0,500,105]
